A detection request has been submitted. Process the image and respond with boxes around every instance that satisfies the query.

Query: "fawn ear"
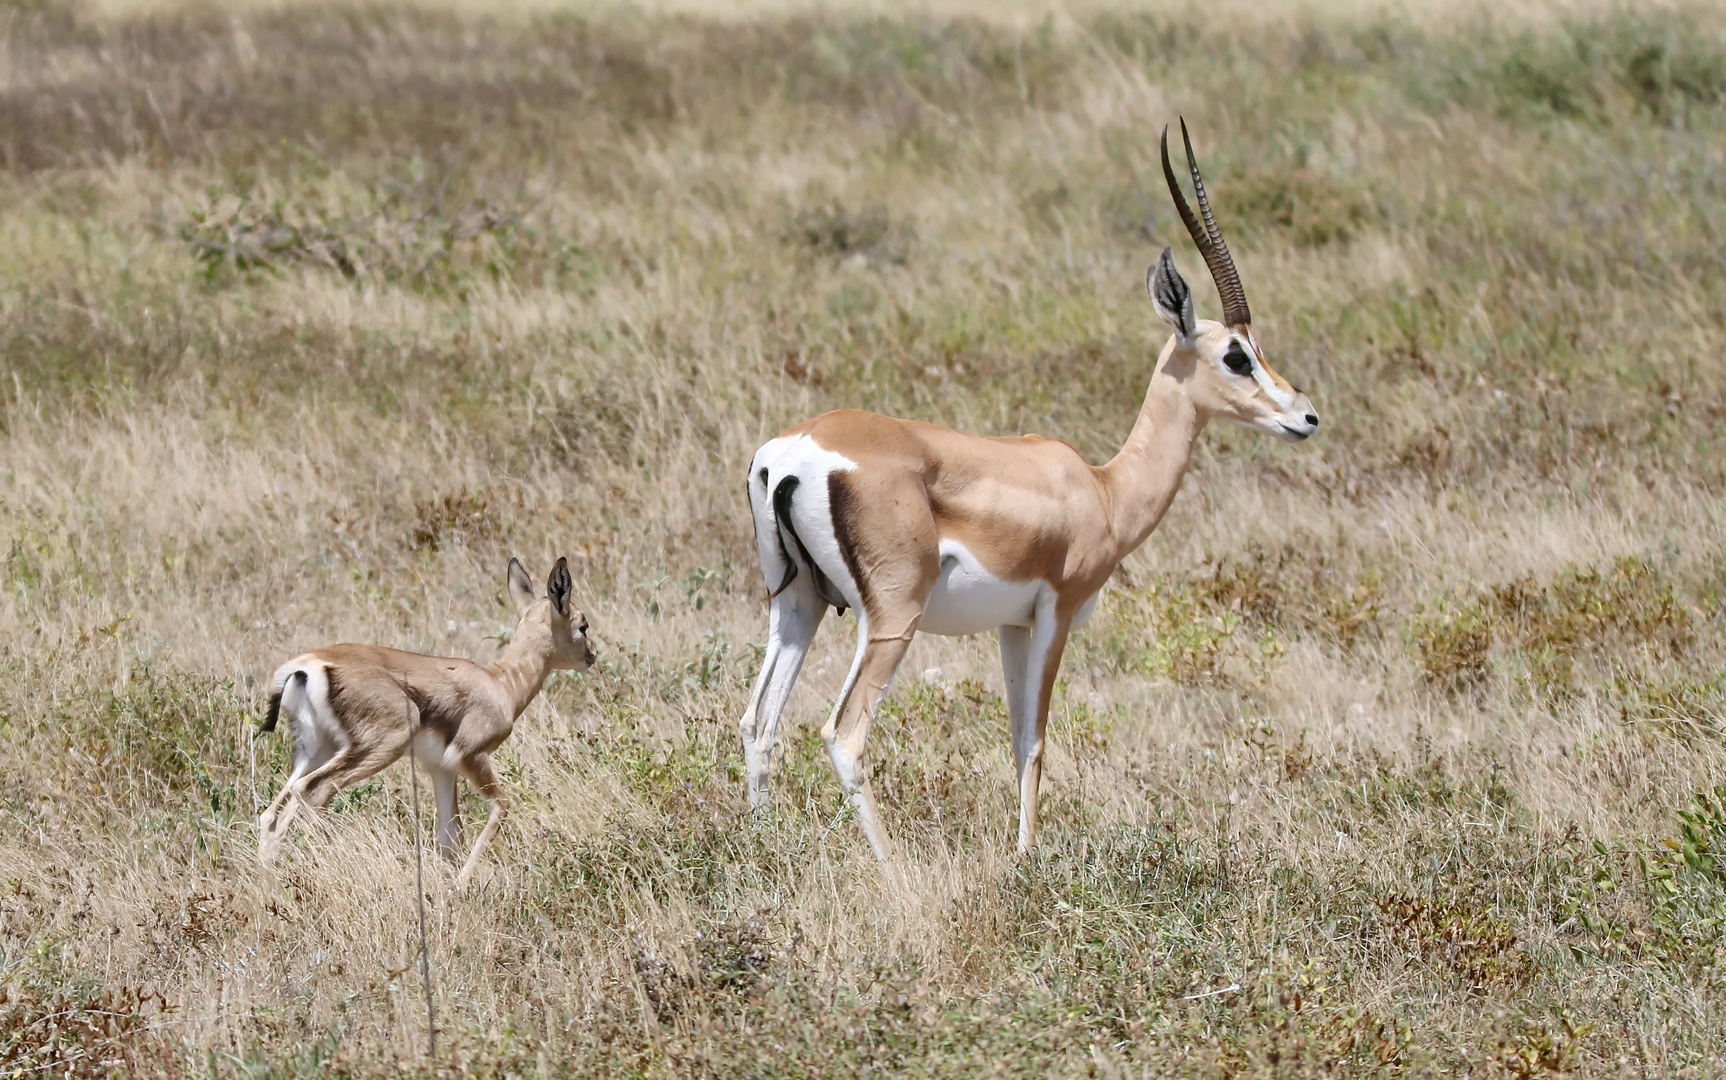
[547,557,573,619]
[507,557,537,613]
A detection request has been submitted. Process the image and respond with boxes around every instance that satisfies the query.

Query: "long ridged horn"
[1160,118,1252,329]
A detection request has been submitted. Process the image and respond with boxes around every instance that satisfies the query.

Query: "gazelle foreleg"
[431,766,461,859]
[1004,596,1070,853]
[454,753,508,890]
[412,730,463,859]
[740,578,827,814]
[998,624,1033,848]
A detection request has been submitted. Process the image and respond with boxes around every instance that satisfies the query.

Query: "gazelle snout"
[1273,391,1319,441]
[552,611,597,672]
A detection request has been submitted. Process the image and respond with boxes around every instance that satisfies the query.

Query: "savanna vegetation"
[3,0,1726,1074]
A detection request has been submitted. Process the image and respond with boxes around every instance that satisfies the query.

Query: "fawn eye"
[1223,347,1254,375]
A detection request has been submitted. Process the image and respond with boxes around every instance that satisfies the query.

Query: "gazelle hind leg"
[258,774,302,864]
[821,606,918,863]
[259,767,302,845]
[765,459,938,864]
[258,729,337,863]
[259,745,355,860]
[740,579,826,812]
[266,735,409,860]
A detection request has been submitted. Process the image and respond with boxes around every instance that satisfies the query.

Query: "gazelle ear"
[1147,247,1195,340]
[507,557,537,613]
[547,556,573,618]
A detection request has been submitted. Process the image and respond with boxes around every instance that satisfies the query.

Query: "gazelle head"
[507,555,596,671]
[1148,120,1319,442]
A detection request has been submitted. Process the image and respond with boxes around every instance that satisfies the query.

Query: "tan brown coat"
[257,557,594,888]
[737,123,1318,860]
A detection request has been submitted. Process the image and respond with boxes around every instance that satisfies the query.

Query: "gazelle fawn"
[738,120,1319,861]
[257,557,595,887]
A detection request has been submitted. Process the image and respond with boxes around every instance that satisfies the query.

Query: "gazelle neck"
[487,619,555,719]
[1098,348,1204,556]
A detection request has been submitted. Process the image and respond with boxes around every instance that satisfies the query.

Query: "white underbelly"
[413,729,453,772]
[918,540,1045,637]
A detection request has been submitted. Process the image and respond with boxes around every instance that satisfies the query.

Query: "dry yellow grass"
[3,0,1726,1074]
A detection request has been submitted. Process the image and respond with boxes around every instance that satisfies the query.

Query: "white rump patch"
[919,539,1045,637]
[750,433,864,610]
[273,658,346,769]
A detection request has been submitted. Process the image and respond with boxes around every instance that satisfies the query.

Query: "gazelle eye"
[1223,347,1254,375]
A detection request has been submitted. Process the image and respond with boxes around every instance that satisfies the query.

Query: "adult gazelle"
[739,121,1319,859]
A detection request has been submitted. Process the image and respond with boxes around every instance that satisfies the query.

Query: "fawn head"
[507,556,596,671]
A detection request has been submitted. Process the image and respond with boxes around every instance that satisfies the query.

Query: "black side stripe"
[827,471,871,615]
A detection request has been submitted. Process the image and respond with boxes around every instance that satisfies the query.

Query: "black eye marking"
[1223,346,1254,376]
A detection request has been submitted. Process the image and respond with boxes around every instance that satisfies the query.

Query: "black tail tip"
[258,691,282,734]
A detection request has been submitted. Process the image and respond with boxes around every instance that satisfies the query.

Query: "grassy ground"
[4,0,1726,1074]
